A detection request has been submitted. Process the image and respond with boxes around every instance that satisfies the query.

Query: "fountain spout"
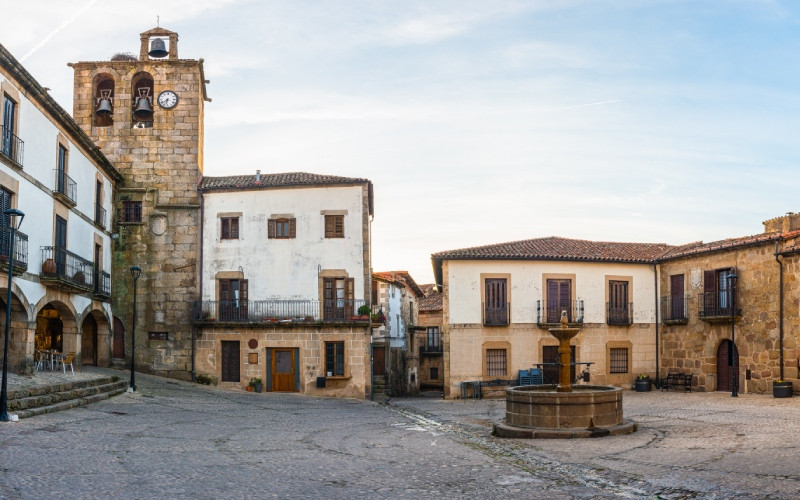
[549,310,580,392]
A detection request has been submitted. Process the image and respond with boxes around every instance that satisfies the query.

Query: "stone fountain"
[494,311,636,438]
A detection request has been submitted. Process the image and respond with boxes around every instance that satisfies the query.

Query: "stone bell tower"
[70,28,210,380]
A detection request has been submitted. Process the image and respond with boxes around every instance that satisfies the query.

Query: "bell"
[96,98,112,116]
[148,38,168,58]
[133,96,153,118]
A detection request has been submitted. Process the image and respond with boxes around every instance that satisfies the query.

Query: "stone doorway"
[716,340,739,392]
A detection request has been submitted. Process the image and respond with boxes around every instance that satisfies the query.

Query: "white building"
[1,43,122,373]
[194,171,375,398]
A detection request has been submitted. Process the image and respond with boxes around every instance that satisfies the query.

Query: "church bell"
[133,88,153,118]
[95,89,113,116]
[148,38,168,58]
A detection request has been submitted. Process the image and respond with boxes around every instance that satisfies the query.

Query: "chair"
[61,352,75,375]
[34,350,44,372]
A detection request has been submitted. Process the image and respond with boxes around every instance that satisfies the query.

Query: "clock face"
[157,90,178,109]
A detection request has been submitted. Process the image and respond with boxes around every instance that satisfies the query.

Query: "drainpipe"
[192,188,205,382]
[775,241,784,380]
[653,263,660,387]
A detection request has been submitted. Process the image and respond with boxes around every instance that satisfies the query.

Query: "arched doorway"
[113,316,125,360]
[81,313,98,366]
[716,339,739,392]
[0,290,32,374]
[35,305,63,352]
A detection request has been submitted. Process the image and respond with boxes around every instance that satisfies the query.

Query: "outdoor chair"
[34,350,44,372]
[61,352,75,375]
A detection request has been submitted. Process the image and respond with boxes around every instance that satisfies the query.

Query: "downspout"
[653,263,660,387]
[775,241,784,381]
[193,188,204,382]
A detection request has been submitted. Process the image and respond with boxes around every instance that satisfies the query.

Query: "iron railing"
[699,291,740,319]
[53,169,77,204]
[94,270,111,298]
[482,302,509,326]
[420,343,443,355]
[536,300,584,324]
[193,299,371,323]
[0,124,24,166]
[661,295,689,322]
[95,203,107,228]
[40,246,94,289]
[0,227,28,270]
[606,302,633,325]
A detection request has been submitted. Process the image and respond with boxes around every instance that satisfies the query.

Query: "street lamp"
[128,266,141,392]
[1,208,24,422]
[728,272,738,398]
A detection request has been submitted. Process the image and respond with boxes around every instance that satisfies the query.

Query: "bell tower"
[70,28,210,380]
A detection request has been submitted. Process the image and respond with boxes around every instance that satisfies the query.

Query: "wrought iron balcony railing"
[40,246,94,290]
[0,124,24,166]
[0,227,28,271]
[536,300,584,324]
[95,204,107,228]
[699,291,740,320]
[53,169,77,204]
[606,302,633,325]
[661,295,689,323]
[482,302,509,326]
[93,270,111,299]
[193,299,371,323]
[420,343,443,355]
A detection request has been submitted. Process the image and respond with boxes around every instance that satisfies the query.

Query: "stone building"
[658,213,800,394]
[1,42,121,373]
[417,284,444,390]
[69,28,208,380]
[193,172,374,398]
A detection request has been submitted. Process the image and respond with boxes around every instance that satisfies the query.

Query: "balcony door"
[55,215,67,276]
[0,187,11,258]
[546,279,571,323]
[670,274,684,319]
[1,95,15,158]
[608,280,629,324]
[323,277,353,320]
[219,279,248,321]
[484,278,508,325]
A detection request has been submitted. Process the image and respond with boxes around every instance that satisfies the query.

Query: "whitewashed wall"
[202,185,367,301]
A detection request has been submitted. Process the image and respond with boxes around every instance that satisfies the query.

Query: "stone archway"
[0,288,32,374]
[35,300,78,365]
[716,339,739,392]
[80,308,112,367]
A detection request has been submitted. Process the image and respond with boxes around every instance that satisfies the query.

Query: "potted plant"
[249,377,263,393]
[773,379,793,398]
[634,373,652,392]
[371,311,386,324]
[356,305,371,320]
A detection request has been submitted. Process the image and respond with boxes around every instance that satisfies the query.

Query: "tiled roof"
[200,172,371,191]
[419,292,443,313]
[659,232,790,260]
[372,271,424,298]
[431,237,673,264]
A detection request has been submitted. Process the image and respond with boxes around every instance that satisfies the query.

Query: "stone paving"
[1,370,799,498]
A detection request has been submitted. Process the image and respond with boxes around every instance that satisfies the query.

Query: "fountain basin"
[494,385,636,439]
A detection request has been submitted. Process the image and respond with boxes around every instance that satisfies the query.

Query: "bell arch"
[92,73,115,128]
[131,71,154,128]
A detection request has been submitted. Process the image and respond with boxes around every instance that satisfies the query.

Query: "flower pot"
[42,258,57,274]
[634,378,652,392]
[254,383,262,393]
[773,381,793,398]
[246,385,254,392]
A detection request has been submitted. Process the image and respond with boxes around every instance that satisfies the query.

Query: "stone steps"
[7,377,129,419]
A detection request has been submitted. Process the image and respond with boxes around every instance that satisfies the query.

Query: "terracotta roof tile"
[431,237,672,264]
[372,271,424,297]
[659,232,784,260]
[200,172,371,191]
[419,293,443,312]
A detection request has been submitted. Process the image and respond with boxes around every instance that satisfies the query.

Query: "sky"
[3,0,799,284]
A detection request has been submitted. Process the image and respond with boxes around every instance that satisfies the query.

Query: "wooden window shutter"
[703,270,716,293]
[325,215,334,238]
[221,219,230,239]
[335,216,344,237]
[231,218,239,239]
[346,278,354,300]
[289,218,296,238]
[240,279,248,301]
[220,279,230,301]
[268,219,275,239]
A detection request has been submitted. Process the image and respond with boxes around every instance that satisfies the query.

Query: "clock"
[157,90,179,109]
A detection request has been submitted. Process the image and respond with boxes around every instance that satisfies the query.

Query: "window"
[95,180,105,227]
[54,215,67,276]
[268,218,296,239]
[484,278,508,326]
[607,280,630,325]
[427,327,440,347]
[486,349,507,376]
[221,217,239,239]
[702,267,736,317]
[219,279,248,321]
[430,367,439,380]
[609,348,629,374]
[0,187,12,258]
[324,215,344,238]
[323,277,353,320]
[546,279,571,323]
[122,201,142,223]
[1,94,18,162]
[325,341,345,376]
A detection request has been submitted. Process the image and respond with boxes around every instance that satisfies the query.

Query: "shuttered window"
[221,217,239,239]
[484,278,508,325]
[486,349,507,376]
[219,278,248,320]
[546,279,571,322]
[324,215,344,238]
[268,218,296,239]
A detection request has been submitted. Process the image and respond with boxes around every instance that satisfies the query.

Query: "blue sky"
[4,1,799,283]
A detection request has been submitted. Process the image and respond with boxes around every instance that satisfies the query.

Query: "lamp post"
[128,266,141,392]
[1,209,24,422]
[728,272,738,398]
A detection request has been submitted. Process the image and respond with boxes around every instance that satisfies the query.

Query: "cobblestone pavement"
[2,371,799,499]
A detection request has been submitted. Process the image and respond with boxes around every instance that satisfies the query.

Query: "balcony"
[0,124,24,167]
[95,204,107,229]
[699,291,740,323]
[53,169,77,206]
[0,227,28,273]
[40,246,94,293]
[536,300,584,327]
[420,343,443,356]
[606,302,633,326]
[193,299,372,325]
[93,271,111,301]
[482,302,509,326]
[661,295,689,325]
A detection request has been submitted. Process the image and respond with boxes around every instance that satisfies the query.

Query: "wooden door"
[546,279,571,323]
[608,280,629,324]
[323,278,353,320]
[716,340,738,392]
[221,341,240,382]
[542,345,575,385]
[670,274,684,320]
[55,215,67,275]
[373,346,386,377]
[81,314,97,366]
[112,316,125,359]
[484,278,508,325]
[271,349,296,392]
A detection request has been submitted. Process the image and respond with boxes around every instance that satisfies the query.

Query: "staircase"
[372,375,388,401]
[6,375,128,419]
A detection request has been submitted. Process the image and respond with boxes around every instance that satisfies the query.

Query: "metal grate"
[486,349,507,376]
[609,347,629,374]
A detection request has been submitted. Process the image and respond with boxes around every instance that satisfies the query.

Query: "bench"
[661,373,692,392]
